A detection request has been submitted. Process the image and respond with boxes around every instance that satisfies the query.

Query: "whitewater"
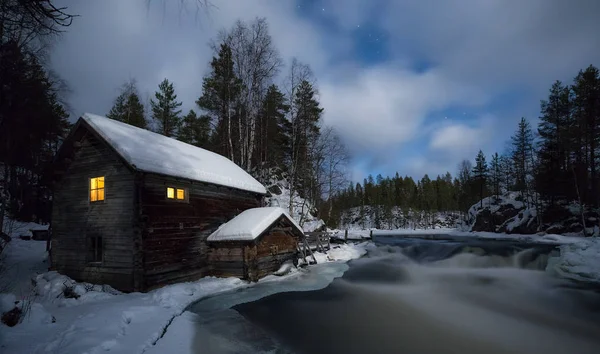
[189,238,600,354]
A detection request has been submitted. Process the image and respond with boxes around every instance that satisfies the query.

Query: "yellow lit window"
[166,187,186,201]
[90,177,105,202]
[167,187,175,199]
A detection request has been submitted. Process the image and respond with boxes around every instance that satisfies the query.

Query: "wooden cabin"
[51,113,267,292]
[207,207,304,281]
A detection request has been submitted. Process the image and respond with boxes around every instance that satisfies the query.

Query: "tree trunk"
[572,166,588,236]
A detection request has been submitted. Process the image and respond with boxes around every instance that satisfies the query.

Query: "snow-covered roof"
[207,207,303,242]
[81,113,266,195]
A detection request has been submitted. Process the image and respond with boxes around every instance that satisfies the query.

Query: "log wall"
[140,174,262,290]
[209,217,301,281]
[51,132,136,291]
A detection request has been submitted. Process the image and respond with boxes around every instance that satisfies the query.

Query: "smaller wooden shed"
[207,207,304,281]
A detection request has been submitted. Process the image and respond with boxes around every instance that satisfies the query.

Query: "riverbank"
[0,238,370,354]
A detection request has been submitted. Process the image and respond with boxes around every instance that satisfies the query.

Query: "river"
[189,236,600,354]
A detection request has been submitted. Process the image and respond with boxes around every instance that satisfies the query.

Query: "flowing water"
[189,236,600,354]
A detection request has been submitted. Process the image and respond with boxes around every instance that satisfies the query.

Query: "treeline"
[330,172,462,229]
[0,1,74,229]
[457,65,600,230]
[330,64,600,231]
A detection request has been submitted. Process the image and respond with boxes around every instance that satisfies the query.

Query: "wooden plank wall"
[140,174,262,290]
[209,217,301,281]
[51,132,136,291]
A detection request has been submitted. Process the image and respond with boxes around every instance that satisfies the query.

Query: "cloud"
[50,0,600,183]
[320,66,488,153]
[429,122,491,154]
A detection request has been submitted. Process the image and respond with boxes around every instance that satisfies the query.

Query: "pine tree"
[472,151,488,208]
[197,43,242,161]
[255,84,290,171]
[510,117,534,203]
[291,79,323,201]
[0,40,70,224]
[571,65,600,207]
[499,154,513,193]
[489,152,501,199]
[107,80,147,128]
[177,110,211,149]
[537,80,572,206]
[151,78,182,137]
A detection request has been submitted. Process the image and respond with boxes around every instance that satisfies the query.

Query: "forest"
[0,2,349,232]
[329,65,600,230]
[1,1,599,233]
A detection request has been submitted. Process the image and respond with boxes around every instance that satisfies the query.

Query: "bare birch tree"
[218,18,282,171]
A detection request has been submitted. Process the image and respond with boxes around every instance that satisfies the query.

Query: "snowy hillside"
[339,205,461,231]
[467,191,600,236]
[262,178,325,232]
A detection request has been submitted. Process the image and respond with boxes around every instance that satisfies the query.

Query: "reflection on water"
[192,238,600,354]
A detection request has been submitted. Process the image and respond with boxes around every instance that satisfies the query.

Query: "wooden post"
[345,229,348,241]
[370,230,373,239]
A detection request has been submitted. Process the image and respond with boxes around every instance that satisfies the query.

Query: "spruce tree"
[255,84,290,170]
[472,151,488,208]
[571,65,600,206]
[107,80,147,128]
[177,110,211,149]
[291,79,323,196]
[489,152,501,199]
[197,43,242,161]
[510,117,534,202]
[151,78,182,137]
[537,80,572,205]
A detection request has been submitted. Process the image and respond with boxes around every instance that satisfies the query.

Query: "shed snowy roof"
[81,113,266,195]
[207,207,303,242]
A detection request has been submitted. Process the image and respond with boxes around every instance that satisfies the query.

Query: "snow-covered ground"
[264,178,325,232]
[339,205,461,231]
[546,237,600,284]
[0,228,370,354]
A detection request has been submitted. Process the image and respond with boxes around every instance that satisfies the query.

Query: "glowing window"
[167,187,186,201]
[90,177,105,202]
[167,187,175,199]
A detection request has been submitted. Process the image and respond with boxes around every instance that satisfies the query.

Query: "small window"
[166,187,187,201]
[88,236,103,263]
[90,176,105,202]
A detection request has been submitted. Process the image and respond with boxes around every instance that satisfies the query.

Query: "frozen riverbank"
[0,238,370,354]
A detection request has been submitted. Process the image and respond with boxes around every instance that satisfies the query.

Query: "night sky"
[51,0,600,181]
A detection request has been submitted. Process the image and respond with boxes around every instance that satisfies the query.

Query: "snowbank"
[312,242,372,263]
[467,192,524,221]
[340,205,461,231]
[264,178,325,232]
[2,217,49,238]
[546,237,600,284]
[1,232,370,354]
